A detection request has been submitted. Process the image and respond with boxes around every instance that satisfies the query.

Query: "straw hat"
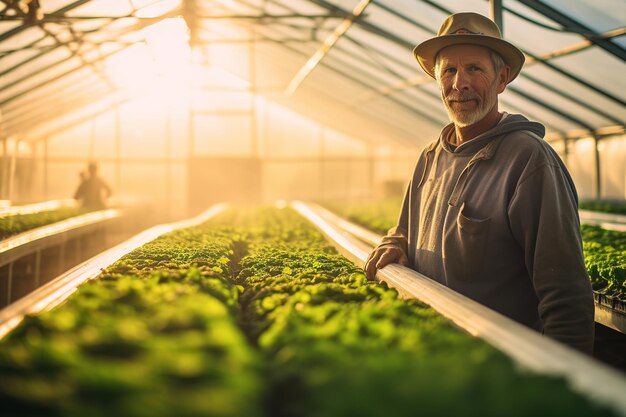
[413,12,525,84]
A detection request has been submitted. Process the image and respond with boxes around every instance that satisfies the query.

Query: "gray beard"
[444,93,496,127]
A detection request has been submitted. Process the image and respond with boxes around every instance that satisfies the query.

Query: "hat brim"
[413,34,525,83]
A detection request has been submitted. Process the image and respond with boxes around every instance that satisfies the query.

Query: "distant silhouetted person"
[74,162,112,210]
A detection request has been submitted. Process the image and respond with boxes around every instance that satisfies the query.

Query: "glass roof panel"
[68,0,137,16]
[551,48,626,102]
[0,49,40,75]
[389,90,448,126]
[0,0,623,145]
[342,25,415,73]
[264,0,327,15]
[395,87,447,119]
[70,18,115,33]
[523,63,626,126]
[0,54,82,104]
[323,0,363,11]
[3,26,47,50]
[510,76,613,130]
[542,0,626,33]
[375,0,448,39]
[40,0,76,13]
[0,21,21,35]
[503,6,585,57]
[499,93,579,134]
[133,0,180,17]
[361,3,429,50]
[326,40,408,85]
[0,47,73,95]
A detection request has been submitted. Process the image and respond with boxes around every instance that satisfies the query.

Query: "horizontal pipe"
[0,203,228,339]
[292,200,626,416]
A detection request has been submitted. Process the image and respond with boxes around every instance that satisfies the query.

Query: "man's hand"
[364,246,408,281]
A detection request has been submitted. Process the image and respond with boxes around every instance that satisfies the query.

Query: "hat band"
[451,28,485,35]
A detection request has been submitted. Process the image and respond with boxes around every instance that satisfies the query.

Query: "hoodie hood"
[440,113,545,155]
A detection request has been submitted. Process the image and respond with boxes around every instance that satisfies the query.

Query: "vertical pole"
[8,139,18,203]
[165,102,173,220]
[187,52,195,217]
[31,140,39,202]
[490,0,504,33]
[7,262,13,305]
[249,27,258,159]
[249,27,260,204]
[1,138,7,199]
[593,136,601,200]
[319,127,325,201]
[368,144,375,200]
[115,106,122,198]
[89,117,96,160]
[34,249,41,288]
[43,138,49,200]
[59,240,66,276]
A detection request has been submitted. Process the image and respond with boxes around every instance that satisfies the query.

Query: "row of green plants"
[322,197,401,235]
[225,208,613,417]
[0,207,617,416]
[324,199,626,295]
[0,223,262,417]
[580,200,626,215]
[582,225,626,294]
[0,208,89,240]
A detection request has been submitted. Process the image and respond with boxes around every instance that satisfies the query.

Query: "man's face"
[435,45,508,127]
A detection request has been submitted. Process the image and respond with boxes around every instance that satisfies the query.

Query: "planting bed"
[580,201,626,216]
[0,207,620,416]
[325,200,626,298]
[0,208,88,241]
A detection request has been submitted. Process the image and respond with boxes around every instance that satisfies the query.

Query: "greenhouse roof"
[0,0,625,148]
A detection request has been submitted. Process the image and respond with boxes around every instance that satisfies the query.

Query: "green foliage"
[0,224,262,417]
[580,200,626,215]
[326,200,626,296]
[0,208,88,240]
[582,225,626,292]
[323,198,403,235]
[216,207,615,417]
[0,206,618,417]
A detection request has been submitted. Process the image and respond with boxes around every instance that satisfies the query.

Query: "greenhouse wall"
[1,91,422,218]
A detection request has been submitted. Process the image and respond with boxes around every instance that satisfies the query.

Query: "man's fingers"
[365,247,408,281]
[376,249,400,269]
[364,252,381,281]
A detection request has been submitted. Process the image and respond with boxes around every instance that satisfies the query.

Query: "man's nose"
[452,69,470,90]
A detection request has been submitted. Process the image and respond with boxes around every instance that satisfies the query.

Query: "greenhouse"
[0,0,625,416]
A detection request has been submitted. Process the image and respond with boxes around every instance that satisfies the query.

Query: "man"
[74,162,112,210]
[364,12,594,354]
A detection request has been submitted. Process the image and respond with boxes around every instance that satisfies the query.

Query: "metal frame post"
[490,0,504,33]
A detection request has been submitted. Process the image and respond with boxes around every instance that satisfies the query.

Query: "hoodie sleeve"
[508,149,594,354]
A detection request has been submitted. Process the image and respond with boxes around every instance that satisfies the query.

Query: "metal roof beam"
[517,0,626,62]
[0,12,350,21]
[375,0,625,127]
[0,9,176,109]
[0,0,90,42]
[284,0,373,97]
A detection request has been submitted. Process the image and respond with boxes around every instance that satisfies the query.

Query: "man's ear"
[496,66,510,93]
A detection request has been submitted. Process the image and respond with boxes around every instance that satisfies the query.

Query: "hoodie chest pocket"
[443,202,491,282]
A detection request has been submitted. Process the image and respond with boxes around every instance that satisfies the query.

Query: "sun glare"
[105,17,192,102]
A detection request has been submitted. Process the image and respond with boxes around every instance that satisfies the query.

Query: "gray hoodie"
[380,114,594,353]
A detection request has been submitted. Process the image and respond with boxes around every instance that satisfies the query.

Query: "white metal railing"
[0,199,77,217]
[580,209,626,232]
[0,208,123,267]
[292,201,626,417]
[0,203,228,339]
